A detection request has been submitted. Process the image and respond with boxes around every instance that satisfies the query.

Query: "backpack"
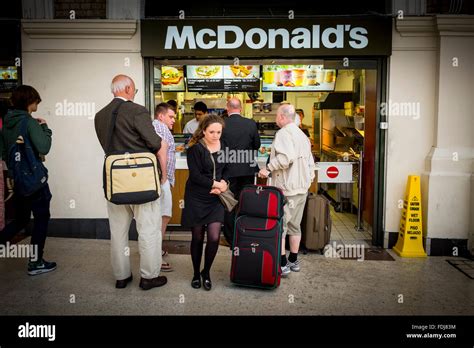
[7,117,48,196]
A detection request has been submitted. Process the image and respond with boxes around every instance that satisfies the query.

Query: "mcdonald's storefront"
[18,14,474,256]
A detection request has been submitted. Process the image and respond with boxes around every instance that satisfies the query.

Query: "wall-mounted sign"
[0,66,19,92]
[0,66,18,80]
[141,17,392,58]
[262,64,336,91]
[186,65,260,92]
[161,65,185,92]
[316,162,353,183]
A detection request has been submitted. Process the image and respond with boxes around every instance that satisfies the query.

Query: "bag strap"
[7,117,30,177]
[105,99,127,153]
[18,116,29,140]
[199,139,216,180]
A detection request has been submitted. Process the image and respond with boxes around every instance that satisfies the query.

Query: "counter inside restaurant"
[175,153,268,170]
[321,144,360,162]
[169,134,274,225]
[174,134,273,170]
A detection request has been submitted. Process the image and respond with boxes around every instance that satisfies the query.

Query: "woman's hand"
[219,180,228,192]
[213,180,227,191]
[210,188,221,195]
[36,117,47,125]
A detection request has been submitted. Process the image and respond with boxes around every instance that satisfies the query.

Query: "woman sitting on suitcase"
[181,115,229,290]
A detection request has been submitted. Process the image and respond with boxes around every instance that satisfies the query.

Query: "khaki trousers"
[107,199,162,280]
[282,193,308,237]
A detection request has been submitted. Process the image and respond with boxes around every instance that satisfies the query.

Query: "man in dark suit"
[95,74,167,291]
[221,98,261,245]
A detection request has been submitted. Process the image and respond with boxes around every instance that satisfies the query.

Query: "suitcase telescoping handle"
[254,172,272,185]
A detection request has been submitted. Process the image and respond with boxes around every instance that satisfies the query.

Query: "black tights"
[190,222,221,278]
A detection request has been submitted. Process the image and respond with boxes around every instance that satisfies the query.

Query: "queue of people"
[153,102,177,272]
[221,98,261,246]
[0,85,56,276]
[181,115,229,290]
[258,104,316,275]
[0,74,316,292]
[95,75,167,290]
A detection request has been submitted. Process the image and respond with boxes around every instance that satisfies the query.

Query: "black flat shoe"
[191,276,201,289]
[115,274,133,289]
[201,271,212,291]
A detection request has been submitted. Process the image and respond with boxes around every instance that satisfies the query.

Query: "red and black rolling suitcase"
[230,177,286,289]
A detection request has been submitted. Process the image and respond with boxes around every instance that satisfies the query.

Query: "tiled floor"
[329,205,372,247]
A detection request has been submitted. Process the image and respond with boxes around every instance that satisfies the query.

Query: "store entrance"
[313,68,378,246]
[146,59,384,247]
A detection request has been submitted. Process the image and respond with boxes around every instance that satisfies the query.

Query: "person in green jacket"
[0,85,56,276]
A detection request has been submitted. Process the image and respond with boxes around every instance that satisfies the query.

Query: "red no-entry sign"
[326,166,339,179]
[316,162,353,183]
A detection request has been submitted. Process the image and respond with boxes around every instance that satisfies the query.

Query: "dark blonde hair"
[188,114,225,147]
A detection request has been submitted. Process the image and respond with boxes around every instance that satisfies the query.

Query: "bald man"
[95,74,168,290]
[221,98,261,245]
[259,104,316,276]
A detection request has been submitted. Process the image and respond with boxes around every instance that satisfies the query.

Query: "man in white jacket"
[259,104,316,276]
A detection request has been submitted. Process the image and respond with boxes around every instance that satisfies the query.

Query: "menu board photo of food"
[186,65,260,92]
[224,65,260,79]
[0,66,18,80]
[262,65,336,92]
[161,65,185,91]
[187,65,223,80]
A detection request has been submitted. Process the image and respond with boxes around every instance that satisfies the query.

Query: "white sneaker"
[288,259,301,272]
[281,263,291,276]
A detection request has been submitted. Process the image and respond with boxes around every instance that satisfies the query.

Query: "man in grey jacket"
[95,74,167,290]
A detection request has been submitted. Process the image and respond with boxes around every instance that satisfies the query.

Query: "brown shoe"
[139,276,168,290]
[115,274,133,289]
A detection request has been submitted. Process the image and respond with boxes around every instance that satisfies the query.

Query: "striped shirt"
[152,119,176,186]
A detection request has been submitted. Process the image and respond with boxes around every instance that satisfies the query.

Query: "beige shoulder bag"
[103,100,161,205]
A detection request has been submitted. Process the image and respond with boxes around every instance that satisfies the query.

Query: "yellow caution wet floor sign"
[393,175,427,258]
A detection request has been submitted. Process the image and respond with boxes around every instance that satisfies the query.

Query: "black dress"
[181,140,229,228]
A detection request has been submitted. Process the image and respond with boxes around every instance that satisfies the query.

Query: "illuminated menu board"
[161,65,185,92]
[0,66,19,91]
[186,65,260,92]
[262,65,336,91]
[0,66,17,80]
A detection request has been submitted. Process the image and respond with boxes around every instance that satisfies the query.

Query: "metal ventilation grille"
[53,0,106,19]
[144,1,391,18]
